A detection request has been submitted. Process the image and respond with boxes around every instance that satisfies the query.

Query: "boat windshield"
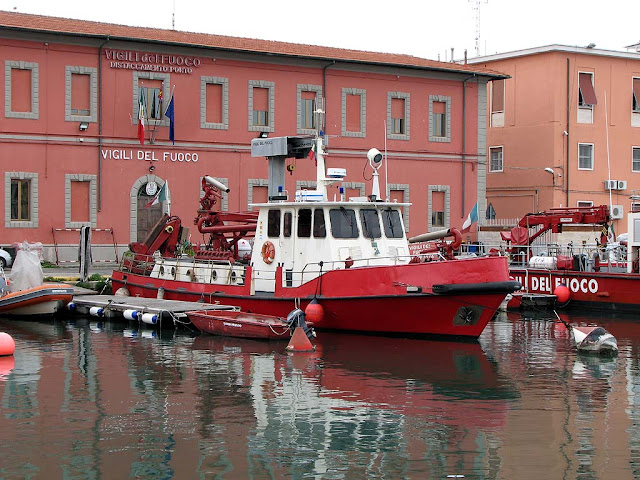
[382,208,404,238]
[360,209,381,239]
[330,208,359,238]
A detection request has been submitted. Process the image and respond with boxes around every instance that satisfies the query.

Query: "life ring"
[261,241,276,264]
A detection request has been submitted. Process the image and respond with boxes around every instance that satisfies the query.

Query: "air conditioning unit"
[617,180,628,190]
[604,180,618,190]
[611,204,624,219]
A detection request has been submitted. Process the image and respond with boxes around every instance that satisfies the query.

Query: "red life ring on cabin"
[261,241,276,264]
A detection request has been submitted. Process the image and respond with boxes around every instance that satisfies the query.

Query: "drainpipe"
[97,36,110,211]
[461,75,475,218]
[322,61,335,134]
[565,58,571,207]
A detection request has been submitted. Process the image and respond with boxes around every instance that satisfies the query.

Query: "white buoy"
[123,309,139,321]
[141,313,158,325]
[89,306,104,317]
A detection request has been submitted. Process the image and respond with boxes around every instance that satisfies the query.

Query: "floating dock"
[69,294,238,328]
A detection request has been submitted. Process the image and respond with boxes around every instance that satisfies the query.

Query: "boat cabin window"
[298,209,312,238]
[313,209,326,238]
[267,210,280,238]
[360,209,381,239]
[329,208,359,238]
[382,208,404,238]
[283,212,292,238]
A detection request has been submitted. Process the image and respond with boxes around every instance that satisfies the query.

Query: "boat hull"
[0,284,75,316]
[112,256,518,338]
[509,267,640,312]
[187,310,293,340]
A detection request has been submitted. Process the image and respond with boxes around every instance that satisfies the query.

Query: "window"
[283,212,292,238]
[11,178,30,221]
[433,102,446,137]
[633,78,640,112]
[360,209,381,239]
[133,72,169,133]
[577,201,594,208]
[267,210,281,238]
[382,209,404,238]
[330,208,359,238]
[7,172,37,227]
[633,147,640,172]
[388,184,410,232]
[491,79,505,113]
[297,85,322,134]
[65,174,96,228]
[428,95,451,142]
[578,72,597,107]
[298,209,312,238]
[491,79,505,127]
[5,61,38,119]
[431,190,445,227]
[578,143,594,170]
[139,79,164,120]
[486,203,496,220]
[387,92,410,140]
[65,66,97,124]
[248,80,275,132]
[201,76,229,130]
[313,209,326,238]
[489,146,503,172]
[341,88,366,138]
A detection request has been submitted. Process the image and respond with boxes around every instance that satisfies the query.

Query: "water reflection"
[0,311,638,478]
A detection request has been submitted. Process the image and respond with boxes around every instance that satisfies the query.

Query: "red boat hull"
[509,267,640,312]
[187,310,294,340]
[111,256,517,338]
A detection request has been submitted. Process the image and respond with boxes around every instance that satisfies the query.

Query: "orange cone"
[286,326,315,353]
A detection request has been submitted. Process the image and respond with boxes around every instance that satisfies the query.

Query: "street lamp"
[544,166,564,186]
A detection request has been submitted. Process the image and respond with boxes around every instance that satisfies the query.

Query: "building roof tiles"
[0,10,505,78]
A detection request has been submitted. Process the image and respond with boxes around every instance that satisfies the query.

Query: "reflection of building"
[1,318,640,477]
[0,11,504,260]
[470,45,640,231]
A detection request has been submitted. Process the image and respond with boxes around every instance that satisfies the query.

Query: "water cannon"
[204,176,230,193]
[367,148,383,170]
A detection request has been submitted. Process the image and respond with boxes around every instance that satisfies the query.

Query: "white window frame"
[633,146,640,172]
[577,201,594,208]
[578,143,594,170]
[489,146,504,173]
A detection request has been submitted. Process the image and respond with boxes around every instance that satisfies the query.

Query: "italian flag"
[138,99,145,145]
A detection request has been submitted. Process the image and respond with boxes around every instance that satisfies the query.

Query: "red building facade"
[0,12,502,263]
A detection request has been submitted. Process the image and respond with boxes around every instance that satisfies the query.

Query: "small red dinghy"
[187,310,313,341]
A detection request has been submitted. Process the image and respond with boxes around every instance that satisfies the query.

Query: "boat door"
[279,209,296,286]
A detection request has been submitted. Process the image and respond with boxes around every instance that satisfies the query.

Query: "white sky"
[0,0,637,60]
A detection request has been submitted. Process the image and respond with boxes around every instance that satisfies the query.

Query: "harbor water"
[0,309,638,479]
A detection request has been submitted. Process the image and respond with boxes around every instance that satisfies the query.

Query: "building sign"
[104,49,201,74]
[101,148,198,163]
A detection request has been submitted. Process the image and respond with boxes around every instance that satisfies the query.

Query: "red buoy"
[554,285,571,304]
[0,332,16,356]
[304,299,324,324]
[286,327,315,353]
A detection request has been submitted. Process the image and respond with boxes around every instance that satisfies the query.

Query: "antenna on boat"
[384,120,389,201]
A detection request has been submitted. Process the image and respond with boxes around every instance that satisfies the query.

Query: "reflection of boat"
[187,310,307,341]
[111,134,519,339]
